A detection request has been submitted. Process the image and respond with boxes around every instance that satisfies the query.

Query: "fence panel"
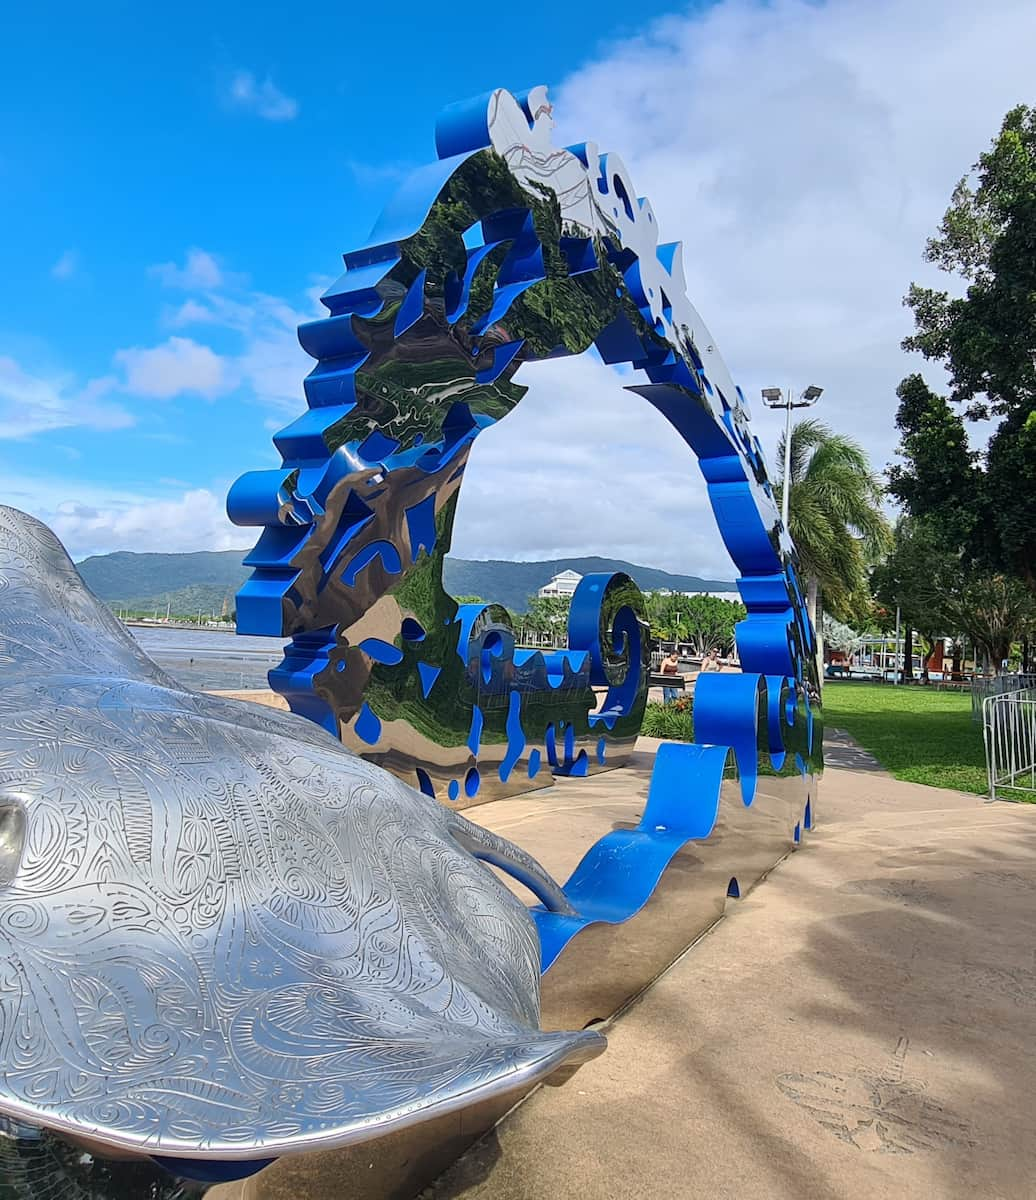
[971,673,1036,721]
[983,686,1036,800]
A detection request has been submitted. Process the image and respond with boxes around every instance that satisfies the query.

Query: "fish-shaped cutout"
[0,506,603,1165]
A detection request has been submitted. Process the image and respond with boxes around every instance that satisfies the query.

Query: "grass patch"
[641,699,694,742]
[822,682,993,795]
[643,683,1017,799]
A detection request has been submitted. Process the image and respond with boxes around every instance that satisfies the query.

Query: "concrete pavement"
[426,764,1036,1200]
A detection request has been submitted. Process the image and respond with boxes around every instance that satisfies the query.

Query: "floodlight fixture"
[760,384,825,530]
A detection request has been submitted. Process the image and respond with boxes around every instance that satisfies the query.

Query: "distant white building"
[685,589,742,603]
[538,570,583,598]
[649,587,742,603]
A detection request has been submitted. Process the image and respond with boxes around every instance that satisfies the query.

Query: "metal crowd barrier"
[971,673,1036,721]
[983,686,1036,800]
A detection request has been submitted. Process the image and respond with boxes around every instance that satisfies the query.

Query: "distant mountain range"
[76,550,248,619]
[76,549,735,618]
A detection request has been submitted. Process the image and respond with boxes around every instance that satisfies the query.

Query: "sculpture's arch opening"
[450,349,738,613]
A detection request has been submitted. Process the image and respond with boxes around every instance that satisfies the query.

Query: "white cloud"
[0,356,131,439]
[115,336,233,399]
[170,284,327,413]
[1,473,245,559]
[150,248,225,290]
[52,489,244,558]
[452,354,735,578]
[344,159,414,188]
[50,250,78,280]
[168,298,218,325]
[452,0,1036,576]
[546,0,1036,478]
[229,71,298,121]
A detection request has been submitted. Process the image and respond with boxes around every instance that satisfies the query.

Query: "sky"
[2,0,1034,579]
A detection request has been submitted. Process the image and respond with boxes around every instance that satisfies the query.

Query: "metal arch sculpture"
[229,85,822,817]
[0,84,823,1188]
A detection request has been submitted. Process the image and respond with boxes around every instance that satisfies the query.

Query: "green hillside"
[77,549,735,618]
[77,550,250,618]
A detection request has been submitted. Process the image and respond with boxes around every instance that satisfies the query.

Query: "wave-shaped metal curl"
[228,85,822,821]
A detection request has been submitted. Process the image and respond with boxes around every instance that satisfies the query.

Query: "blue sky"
[2,0,1033,572]
[1,0,690,516]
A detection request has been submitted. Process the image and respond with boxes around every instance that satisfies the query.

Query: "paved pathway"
[426,768,1036,1200]
[822,727,887,772]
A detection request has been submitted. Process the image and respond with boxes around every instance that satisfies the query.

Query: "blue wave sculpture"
[228,86,822,834]
[0,84,823,1188]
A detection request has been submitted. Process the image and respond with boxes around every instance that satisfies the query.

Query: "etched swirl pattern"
[0,505,602,1160]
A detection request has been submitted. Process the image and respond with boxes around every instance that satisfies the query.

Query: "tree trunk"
[950,638,963,682]
[903,625,915,681]
[806,576,820,634]
[804,577,824,684]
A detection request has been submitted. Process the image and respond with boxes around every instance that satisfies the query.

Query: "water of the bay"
[129,625,289,691]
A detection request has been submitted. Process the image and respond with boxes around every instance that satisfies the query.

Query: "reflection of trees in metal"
[229,86,820,808]
[0,1120,199,1200]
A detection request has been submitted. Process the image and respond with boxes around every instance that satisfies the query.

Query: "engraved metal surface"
[228,85,820,809]
[0,505,603,1163]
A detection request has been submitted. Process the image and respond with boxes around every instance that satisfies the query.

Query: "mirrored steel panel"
[0,506,602,1170]
[229,85,821,810]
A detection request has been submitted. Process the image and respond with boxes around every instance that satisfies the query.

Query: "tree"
[902,105,1036,590]
[776,419,892,629]
[938,573,1036,675]
[822,615,864,655]
[886,375,980,553]
[520,595,571,647]
[643,592,745,655]
[873,516,1036,677]
[872,517,956,681]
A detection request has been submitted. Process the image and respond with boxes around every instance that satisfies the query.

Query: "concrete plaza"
[428,750,1036,1200]
[212,736,1036,1200]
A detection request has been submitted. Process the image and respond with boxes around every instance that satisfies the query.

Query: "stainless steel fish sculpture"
[0,505,602,1167]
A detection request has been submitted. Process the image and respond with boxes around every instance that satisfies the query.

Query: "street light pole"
[780,400,794,531]
[760,384,824,532]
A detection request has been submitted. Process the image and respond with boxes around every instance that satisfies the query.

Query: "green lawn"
[822,682,990,795]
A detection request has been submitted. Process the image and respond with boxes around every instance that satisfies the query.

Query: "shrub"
[640,700,694,742]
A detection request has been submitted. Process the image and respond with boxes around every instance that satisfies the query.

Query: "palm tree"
[775,419,892,631]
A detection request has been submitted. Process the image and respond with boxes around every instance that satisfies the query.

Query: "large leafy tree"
[519,595,571,646]
[940,574,1036,673]
[643,592,744,655]
[775,419,892,629]
[886,374,981,553]
[872,516,956,680]
[901,104,1036,589]
[874,515,1036,676]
